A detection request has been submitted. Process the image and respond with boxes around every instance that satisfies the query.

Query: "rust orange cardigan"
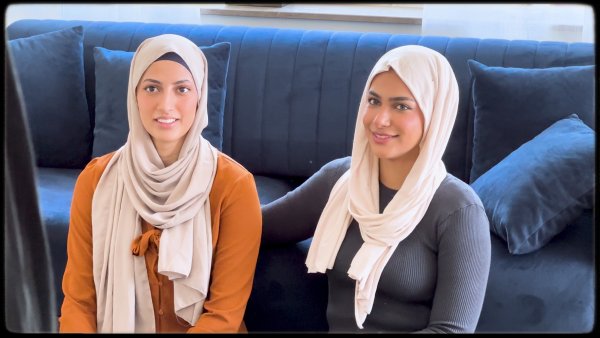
[59,151,262,333]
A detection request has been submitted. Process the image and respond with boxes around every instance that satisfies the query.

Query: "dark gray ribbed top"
[262,157,491,333]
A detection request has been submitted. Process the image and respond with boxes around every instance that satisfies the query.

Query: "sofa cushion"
[471,114,594,255]
[92,42,231,157]
[467,60,595,183]
[8,26,90,168]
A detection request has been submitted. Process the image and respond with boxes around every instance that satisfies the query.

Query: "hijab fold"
[91,34,218,332]
[305,45,459,329]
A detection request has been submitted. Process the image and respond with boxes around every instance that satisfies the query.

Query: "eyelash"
[367,97,410,111]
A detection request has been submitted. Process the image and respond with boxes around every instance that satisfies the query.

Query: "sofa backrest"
[7,19,595,182]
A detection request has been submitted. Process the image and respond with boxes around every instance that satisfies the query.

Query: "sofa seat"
[245,238,329,332]
[36,166,294,315]
[245,210,594,333]
[254,175,297,206]
[35,167,81,315]
[477,209,594,333]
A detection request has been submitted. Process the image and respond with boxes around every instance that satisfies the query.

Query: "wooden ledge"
[199,4,422,25]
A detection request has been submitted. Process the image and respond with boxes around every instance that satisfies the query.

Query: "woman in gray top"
[262,45,491,333]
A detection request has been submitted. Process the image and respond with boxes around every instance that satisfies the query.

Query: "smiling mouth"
[372,132,398,140]
[156,118,178,124]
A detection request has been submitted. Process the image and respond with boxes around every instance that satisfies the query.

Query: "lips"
[156,118,177,124]
[155,117,179,127]
[371,131,398,145]
[372,132,397,140]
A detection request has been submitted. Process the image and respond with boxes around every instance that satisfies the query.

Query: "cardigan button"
[159,309,164,316]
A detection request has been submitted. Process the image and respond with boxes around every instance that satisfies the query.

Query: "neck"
[154,139,184,167]
[378,147,420,190]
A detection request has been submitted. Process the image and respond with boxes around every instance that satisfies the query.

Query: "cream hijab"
[305,45,459,329]
[91,34,218,332]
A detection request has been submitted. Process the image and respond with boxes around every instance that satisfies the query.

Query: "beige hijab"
[306,45,459,329]
[91,34,218,332]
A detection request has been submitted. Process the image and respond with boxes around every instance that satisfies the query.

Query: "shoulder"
[429,174,486,224]
[211,152,257,200]
[321,156,351,173]
[211,152,260,210]
[215,152,253,184]
[76,152,116,191]
[316,156,351,182]
[424,174,490,242]
[433,174,483,210]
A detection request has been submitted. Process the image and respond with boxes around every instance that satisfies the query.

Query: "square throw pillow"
[8,26,90,168]
[471,114,594,255]
[467,60,595,183]
[92,42,230,157]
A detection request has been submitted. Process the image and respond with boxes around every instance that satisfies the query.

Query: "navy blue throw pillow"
[8,26,90,168]
[467,60,595,183]
[92,42,230,157]
[471,114,594,255]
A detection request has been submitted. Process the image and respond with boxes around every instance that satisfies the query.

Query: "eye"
[395,103,411,111]
[144,85,159,93]
[178,86,191,94]
[367,97,380,106]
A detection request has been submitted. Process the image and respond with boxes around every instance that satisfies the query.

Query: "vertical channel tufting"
[385,35,393,52]
[6,20,594,184]
[261,29,303,175]
[85,21,115,128]
[101,22,139,51]
[564,43,595,65]
[284,31,305,175]
[386,34,421,51]
[535,42,567,68]
[504,40,537,68]
[230,27,276,174]
[258,31,276,174]
[214,26,250,156]
[185,24,220,47]
[501,41,509,67]
[532,41,540,68]
[442,38,479,182]
[313,33,333,170]
[288,30,331,177]
[415,35,451,55]
[343,36,359,156]
[229,28,251,158]
[128,24,144,50]
[317,31,361,167]
[162,23,194,38]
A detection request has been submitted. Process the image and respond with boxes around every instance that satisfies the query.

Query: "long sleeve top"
[59,151,262,333]
[262,156,491,333]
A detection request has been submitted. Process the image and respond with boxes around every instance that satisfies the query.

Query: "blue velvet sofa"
[7,19,595,333]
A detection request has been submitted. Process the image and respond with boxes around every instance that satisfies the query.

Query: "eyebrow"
[368,90,415,102]
[142,78,192,85]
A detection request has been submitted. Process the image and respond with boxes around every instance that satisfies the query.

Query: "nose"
[372,107,391,128]
[157,90,176,113]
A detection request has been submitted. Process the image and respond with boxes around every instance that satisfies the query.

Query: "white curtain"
[422,4,594,43]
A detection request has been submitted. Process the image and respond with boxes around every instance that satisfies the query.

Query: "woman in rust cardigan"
[59,34,261,333]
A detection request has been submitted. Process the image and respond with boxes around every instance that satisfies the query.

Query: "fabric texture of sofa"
[7,19,595,333]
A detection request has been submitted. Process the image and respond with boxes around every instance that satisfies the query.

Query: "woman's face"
[362,70,424,163]
[136,60,198,152]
